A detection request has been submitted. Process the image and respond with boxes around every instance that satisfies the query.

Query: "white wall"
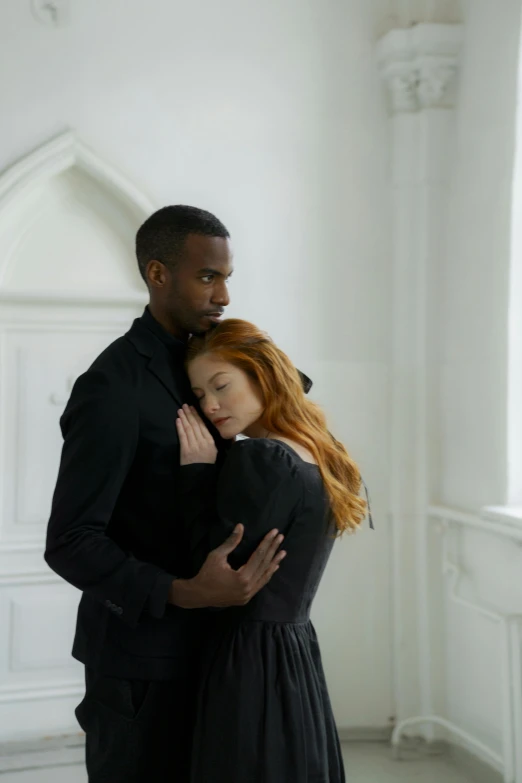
[435,0,522,766]
[0,0,392,736]
[372,5,522,774]
[439,0,520,510]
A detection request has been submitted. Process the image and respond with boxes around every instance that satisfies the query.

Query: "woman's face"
[188,354,264,439]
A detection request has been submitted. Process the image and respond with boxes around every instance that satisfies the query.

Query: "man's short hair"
[135,205,230,282]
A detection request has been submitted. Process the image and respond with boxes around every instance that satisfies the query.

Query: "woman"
[176,319,371,783]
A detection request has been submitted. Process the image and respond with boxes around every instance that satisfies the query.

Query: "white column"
[377,22,462,734]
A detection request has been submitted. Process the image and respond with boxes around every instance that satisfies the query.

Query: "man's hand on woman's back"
[168,525,285,608]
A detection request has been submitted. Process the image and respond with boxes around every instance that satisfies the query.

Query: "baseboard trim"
[0,733,85,773]
[337,726,393,742]
[447,741,503,783]
[0,726,502,782]
[0,727,392,772]
[390,735,503,782]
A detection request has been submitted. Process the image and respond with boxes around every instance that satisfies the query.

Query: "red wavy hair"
[186,319,366,534]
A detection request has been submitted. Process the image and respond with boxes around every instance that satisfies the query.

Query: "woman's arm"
[175,406,289,595]
[176,404,299,565]
[212,438,301,569]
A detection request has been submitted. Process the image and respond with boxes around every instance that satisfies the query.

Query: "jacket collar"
[125,309,188,407]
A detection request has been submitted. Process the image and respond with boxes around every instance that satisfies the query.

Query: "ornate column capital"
[377,23,463,113]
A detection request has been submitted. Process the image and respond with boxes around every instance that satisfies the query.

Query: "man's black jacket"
[45,309,209,679]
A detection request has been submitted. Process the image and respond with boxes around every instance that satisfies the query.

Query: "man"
[44,206,286,782]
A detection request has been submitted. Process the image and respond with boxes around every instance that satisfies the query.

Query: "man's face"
[149,234,233,337]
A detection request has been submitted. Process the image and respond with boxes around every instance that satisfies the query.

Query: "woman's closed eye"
[192,386,225,400]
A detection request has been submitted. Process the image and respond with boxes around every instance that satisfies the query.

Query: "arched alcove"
[0,133,158,737]
[0,131,154,301]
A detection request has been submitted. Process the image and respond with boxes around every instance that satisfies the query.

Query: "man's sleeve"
[45,370,175,629]
[175,463,219,573]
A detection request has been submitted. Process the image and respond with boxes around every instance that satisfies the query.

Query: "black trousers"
[76,665,197,782]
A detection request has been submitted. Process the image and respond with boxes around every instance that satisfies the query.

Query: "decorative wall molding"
[434,505,522,542]
[0,681,82,704]
[376,1,463,38]
[0,132,153,741]
[0,541,53,587]
[482,506,522,532]
[0,574,61,587]
[391,507,522,782]
[0,316,143,332]
[0,131,155,297]
[0,289,147,307]
[0,325,131,540]
[378,19,463,747]
[0,130,154,221]
[377,24,463,112]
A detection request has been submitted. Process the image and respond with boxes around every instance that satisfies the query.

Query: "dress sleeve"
[178,439,302,572]
[176,462,219,560]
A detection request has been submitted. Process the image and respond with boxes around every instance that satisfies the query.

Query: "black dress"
[179,438,346,783]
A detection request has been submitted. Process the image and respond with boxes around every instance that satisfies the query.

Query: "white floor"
[0,743,488,782]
